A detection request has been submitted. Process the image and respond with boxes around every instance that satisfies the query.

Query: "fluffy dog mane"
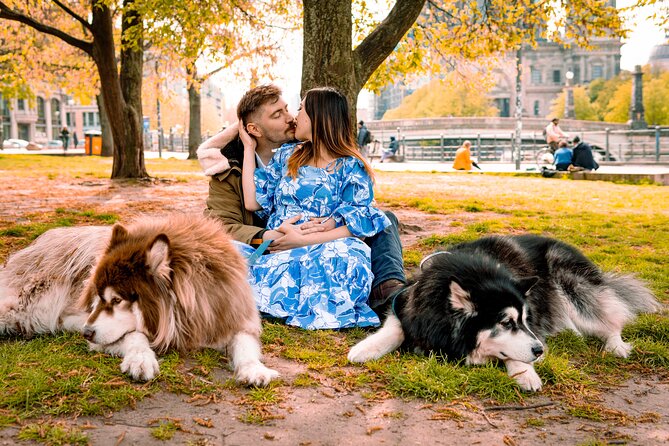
[79,214,260,353]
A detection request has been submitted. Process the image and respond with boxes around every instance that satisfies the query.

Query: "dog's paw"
[348,340,382,363]
[605,336,632,358]
[513,368,543,392]
[121,349,160,381]
[506,360,542,392]
[236,362,279,387]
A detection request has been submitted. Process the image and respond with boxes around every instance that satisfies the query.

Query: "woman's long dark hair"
[287,87,373,179]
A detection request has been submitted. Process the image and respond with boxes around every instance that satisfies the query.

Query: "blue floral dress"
[236,142,390,330]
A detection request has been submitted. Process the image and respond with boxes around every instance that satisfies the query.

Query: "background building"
[0,92,97,147]
[490,37,622,118]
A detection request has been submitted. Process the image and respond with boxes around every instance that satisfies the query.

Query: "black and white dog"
[348,235,659,391]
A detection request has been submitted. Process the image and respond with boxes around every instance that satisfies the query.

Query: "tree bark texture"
[301,0,425,125]
[96,94,114,157]
[89,0,146,178]
[187,65,201,160]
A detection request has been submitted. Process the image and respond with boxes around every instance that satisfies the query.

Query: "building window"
[17,99,26,111]
[83,112,100,129]
[552,70,561,84]
[592,64,604,79]
[66,112,75,127]
[51,99,61,128]
[533,100,540,116]
[1,98,10,142]
[36,97,47,137]
[531,67,542,85]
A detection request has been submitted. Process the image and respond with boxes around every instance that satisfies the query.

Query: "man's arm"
[205,175,265,244]
[197,123,239,176]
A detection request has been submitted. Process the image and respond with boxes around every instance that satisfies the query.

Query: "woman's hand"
[238,120,256,153]
[266,215,323,252]
[300,216,336,232]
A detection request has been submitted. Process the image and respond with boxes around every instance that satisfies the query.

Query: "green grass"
[0,154,201,179]
[1,159,668,437]
[18,422,88,446]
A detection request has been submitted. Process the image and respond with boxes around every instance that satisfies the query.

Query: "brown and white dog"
[0,214,278,386]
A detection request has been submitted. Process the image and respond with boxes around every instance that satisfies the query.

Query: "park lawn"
[0,155,668,432]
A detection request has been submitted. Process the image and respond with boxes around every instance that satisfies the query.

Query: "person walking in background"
[380,136,399,163]
[544,118,568,152]
[453,140,480,171]
[553,141,573,171]
[357,120,371,157]
[72,132,79,149]
[570,136,599,172]
[60,126,70,151]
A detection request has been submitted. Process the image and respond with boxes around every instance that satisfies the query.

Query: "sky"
[618,0,667,70]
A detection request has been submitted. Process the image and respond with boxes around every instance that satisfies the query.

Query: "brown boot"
[369,279,405,318]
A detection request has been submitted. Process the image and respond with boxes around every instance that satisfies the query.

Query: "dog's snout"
[532,344,544,358]
[82,326,95,341]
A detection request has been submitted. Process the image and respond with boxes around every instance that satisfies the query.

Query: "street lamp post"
[564,70,575,119]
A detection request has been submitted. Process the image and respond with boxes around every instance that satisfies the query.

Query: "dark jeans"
[365,210,406,288]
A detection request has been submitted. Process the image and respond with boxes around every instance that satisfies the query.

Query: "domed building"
[649,37,669,71]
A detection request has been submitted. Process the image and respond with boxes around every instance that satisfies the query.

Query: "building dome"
[649,38,669,69]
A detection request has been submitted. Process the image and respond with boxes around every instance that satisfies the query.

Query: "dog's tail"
[603,273,661,314]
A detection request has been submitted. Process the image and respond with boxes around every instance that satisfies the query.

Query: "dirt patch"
[2,175,668,445]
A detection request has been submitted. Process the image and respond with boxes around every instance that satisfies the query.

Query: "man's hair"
[358,120,364,125]
[551,117,559,123]
[237,84,282,125]
[572,136,581,143]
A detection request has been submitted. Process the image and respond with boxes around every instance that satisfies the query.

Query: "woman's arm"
[239,121,262,212]
[268,221,353,252]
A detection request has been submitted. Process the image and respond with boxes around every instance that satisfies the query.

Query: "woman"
[239,87,390,330]
[453,140,480,170]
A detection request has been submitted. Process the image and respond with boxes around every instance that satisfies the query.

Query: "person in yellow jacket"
[453,140,480,170]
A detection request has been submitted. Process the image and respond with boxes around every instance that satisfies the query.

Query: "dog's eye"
[500,320,514,329]
[111,297,122,305]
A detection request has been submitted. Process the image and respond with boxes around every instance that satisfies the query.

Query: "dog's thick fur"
[349,234,659,391]
[0,214,278,386]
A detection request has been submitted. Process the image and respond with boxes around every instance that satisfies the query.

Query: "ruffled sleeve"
[331,157,390,237]
[254,143,295,221]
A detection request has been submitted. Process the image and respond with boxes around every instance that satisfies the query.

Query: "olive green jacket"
[203,139,267,244]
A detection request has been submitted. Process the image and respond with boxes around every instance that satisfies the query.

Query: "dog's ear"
[517,276,539,296]
[147,234,171,279]
[108,224,129,250]
[449,278,477,316]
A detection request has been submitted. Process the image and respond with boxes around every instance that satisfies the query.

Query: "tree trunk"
[301,0,425,126]
[513,47,523,170]
[90,0,147,178]
[187,65,201,160]
[301,0,356,122]
[96,94,114,157]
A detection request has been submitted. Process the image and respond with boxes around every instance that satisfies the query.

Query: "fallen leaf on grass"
[193,417,214,428]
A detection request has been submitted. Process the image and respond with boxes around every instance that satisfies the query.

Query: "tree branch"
[200,45,276,81]
[0,1,93,55]
[353,0,426,89]
[51,0,92,33]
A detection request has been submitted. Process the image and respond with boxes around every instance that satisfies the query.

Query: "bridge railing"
[370,126,669,163]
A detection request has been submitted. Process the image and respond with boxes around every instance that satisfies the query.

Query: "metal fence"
[380,126,669,164]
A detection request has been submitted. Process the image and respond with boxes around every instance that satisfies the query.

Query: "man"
[569,136,599,172]
[380,136,399,163]
[197,85,406,315]
[357,120,371,157]
[544,118,568,152]
[552,141,573,171]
